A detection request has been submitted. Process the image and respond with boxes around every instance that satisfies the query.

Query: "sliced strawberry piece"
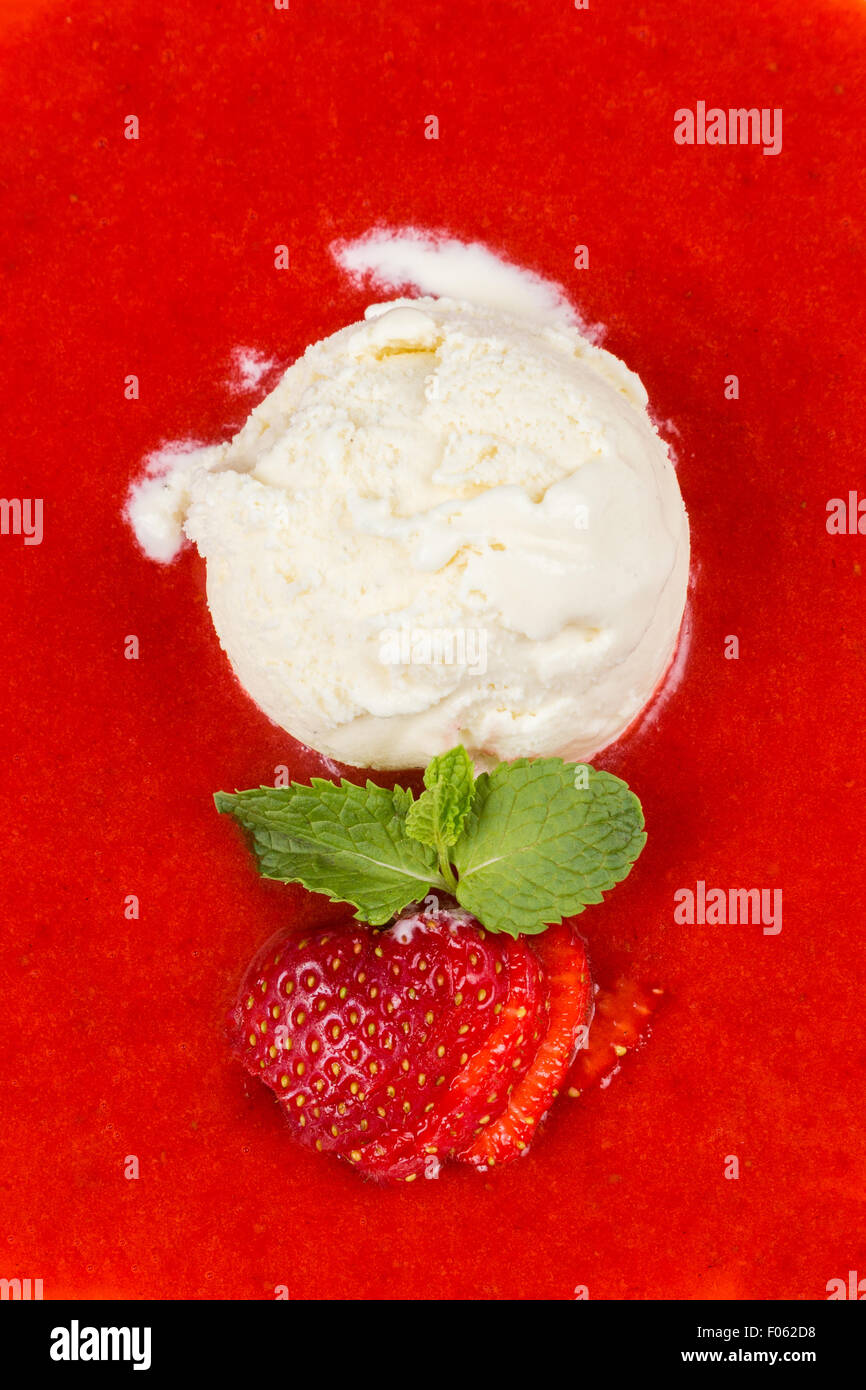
[565,976,662,1095]
[458,923,592,1168]
[228,905,602,1182]
[348,930,549,1181]
[322,906,517,1160]
[227,899,513,1167]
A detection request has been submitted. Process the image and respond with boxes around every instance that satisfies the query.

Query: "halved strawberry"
[350,923,549,1180]
[458,922,592,1168]
[226,897,549,1180]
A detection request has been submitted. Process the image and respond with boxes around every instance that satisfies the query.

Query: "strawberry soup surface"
[1,0,865,1300]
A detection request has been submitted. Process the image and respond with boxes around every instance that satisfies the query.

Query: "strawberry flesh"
[350,925,549,1180]
[228,899,535,1175]
[565,975,661,1095]
[227,902,595,1182]
[458,923,592,1168]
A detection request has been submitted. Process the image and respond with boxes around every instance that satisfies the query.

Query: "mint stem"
[435,834,458,892]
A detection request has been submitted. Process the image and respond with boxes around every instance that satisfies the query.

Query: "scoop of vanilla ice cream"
[182,296,689,769]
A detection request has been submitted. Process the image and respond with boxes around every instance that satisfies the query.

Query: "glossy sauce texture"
[1,0,865,1300]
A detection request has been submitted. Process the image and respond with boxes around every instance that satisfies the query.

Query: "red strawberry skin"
[459,923,593,1169]
[352,927,549,1181]
[227,897,552,1181]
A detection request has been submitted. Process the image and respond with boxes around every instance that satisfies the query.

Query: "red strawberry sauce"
[1,0,865,1299]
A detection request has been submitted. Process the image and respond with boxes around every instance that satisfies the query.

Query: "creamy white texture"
[178,294,689,769]
[333,230,588,331]
[126,442,223,564]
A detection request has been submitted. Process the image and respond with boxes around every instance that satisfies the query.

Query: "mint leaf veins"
[213,780,443,926]
[404,745,475,890]
[214,748,646,937]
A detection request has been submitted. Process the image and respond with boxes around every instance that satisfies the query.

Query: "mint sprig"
[215,747,646,937]
[404,745,475,891]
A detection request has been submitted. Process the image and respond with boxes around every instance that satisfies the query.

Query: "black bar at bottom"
[0,1297,859,1374]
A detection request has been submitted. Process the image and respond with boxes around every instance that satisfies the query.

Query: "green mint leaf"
[403,792,439,848]
[404,744,475,850]
[214,749,646,939]
[214,780,443,926]
[391,783,415,821]
[452,759,646,937]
